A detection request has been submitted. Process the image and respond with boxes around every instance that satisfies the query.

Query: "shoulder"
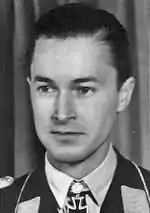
[0,170,39,213]
[1,168,46,213]
[0,173,29,213]
[114,147,150,190]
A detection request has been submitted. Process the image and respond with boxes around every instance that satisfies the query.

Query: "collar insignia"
[121,185,150,213]
[16,197,40,213]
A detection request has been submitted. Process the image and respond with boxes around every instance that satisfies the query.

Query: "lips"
[51,130,84,135]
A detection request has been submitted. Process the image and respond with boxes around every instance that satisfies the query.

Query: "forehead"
[31,36,116,84]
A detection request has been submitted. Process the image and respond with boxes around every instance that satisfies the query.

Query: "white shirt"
[45,143,117,212]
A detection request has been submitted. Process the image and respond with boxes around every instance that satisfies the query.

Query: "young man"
[1,3,150,213]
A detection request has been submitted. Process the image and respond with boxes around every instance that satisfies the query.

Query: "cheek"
[31,94,54,122]
[77,92,117,131]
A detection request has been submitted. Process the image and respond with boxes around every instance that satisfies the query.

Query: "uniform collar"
[45,143,117,208]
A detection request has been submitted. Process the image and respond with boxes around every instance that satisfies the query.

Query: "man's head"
[28,3,135,170]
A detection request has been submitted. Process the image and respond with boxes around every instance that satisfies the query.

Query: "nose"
[51,90,76,123]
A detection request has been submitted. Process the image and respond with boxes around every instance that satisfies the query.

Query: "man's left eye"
[75,86,96,97]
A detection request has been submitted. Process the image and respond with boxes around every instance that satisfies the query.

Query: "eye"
[37,85,57,95]
[74,86,97,97]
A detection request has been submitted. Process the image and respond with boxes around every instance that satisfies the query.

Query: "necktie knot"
[58,180,89,213]
[69,180,89,196]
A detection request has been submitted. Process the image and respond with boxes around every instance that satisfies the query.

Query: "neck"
[48,142,110,179]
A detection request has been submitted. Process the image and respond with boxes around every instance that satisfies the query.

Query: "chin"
[48,148,89,164]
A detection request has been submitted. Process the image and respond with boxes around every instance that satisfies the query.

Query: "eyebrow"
[72,76,99,84]
[33,75,99,85]
[33,76,56,85]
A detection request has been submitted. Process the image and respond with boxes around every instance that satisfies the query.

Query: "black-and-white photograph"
[0,0,150,212]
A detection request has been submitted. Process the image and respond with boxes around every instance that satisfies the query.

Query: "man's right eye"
[36,85,56,94]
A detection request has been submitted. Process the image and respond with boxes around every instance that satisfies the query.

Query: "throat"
[47,142,110,179]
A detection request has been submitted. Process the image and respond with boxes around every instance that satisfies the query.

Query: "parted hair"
[28,3,132,89]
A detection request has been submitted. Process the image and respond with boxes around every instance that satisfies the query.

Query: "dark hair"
[28,3,132,89]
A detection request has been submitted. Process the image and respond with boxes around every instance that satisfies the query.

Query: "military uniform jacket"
[1,150,150,213]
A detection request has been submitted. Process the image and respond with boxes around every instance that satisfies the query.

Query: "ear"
[26,77,32,87]
[117,77,135,112]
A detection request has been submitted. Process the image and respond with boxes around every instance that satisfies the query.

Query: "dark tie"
[61,180,89,213]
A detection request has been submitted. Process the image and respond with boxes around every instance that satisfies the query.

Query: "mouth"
[51,131,84,136]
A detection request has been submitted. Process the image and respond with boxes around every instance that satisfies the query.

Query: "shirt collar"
[83,143,117,206]
[45,155,73,207]
[45,143,117,208]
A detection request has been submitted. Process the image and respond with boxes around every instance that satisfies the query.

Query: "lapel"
[100,149,146,213]
[18,168,59,213]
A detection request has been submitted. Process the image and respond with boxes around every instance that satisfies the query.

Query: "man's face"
[30,37,119,164]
